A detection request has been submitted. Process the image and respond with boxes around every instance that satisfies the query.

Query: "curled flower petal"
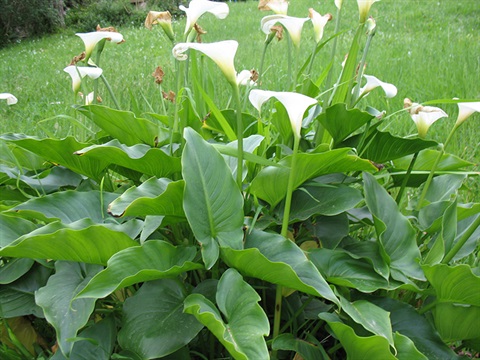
[308,8,332,43]
[258,0,289,15]
[357,0,380,23]
[456,101,480,126]
[0,93,18,105]
[359,75,397,98]
[249,89,317,139]
[261,15,310,48]
[145,11,174,41]
[76,31,124,59]
[180,0,229,35]
[64,65,103,93]
[405,98,448,138]
[236,70,256,86]
[172,41,238,85]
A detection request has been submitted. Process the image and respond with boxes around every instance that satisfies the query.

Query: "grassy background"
[1,0,479,169]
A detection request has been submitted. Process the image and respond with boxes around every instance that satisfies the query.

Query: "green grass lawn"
[1,0,479,168]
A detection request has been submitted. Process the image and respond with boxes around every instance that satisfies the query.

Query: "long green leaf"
[221,229,339,304]
[0,214,37,247]
[75,139,181,178]
[250,148,376,207]
[118,279,204,359]
[182,128,244,269]
[36,261,102,357]
[77,241,203,299]
[0,219,139,265]
[184,269,270,360]
[363,172,425,281]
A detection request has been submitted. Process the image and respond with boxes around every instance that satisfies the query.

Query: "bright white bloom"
[80,92,95,105]
[0,93,18,105]
[261,15,310,48]
[456,101,480,126]
[405,98,448,138]
[249,89,317,139]
[258,0,289,15]
[173,40,238,85]
[357,0,380,23]
[308,8,332,43]
[145,11,174,41]
[180,0,229,35]
[64,66,103,93]
[76,31,124,59]
[359,75,397,98]
[335,0,343,10]
[236,70,256,86]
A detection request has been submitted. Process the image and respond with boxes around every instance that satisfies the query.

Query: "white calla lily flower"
[0,93,18,105]
[405,98,448,138]
[64,66,103,93]
[357,0,380,23]
[180,0,229,36]
[335,0,343,10]
[173,41,238,85]
[249,89,317,139]
[236,70,256,86]
[261,15,310,48]
[258,0,289,15]
[456,101,480,126]
[76,31,124,59]
[308,8,332,43]
[359,75,397,98]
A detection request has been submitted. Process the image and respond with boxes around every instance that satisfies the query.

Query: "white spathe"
[456,101,480,126]
[64,66,103,93]
[180,0,229,35]
[261,15,310,48]
[0,93,18,105]
[406,100,448,138]
[357,0,380,23]
[359,75,397,98]
[172,40,238,85]
[249,89,317,139]
[236,70,256,86]
[76,31,124,58]
[309,8,332,43]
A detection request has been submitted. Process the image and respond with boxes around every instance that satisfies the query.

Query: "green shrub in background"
[0,0,63,48]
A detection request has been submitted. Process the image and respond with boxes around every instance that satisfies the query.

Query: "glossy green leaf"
[343,241,389,279]
[318,103,374,145]
[223,135,264,181]
[307,213,350,249]
[222,229,338,304]
[184,269,270,360]
[424,174,466,203]
[0,214,37,247]
[275,184,363,222]
[363,172,425,281]
[419,202,480,233]
[433,303,480,342]
[0,134,109,182]
[393,149,473,171]
[393,333,428,360]
[272,333,328,360]
[75,139,181,178]
[68,316,117,360]
[108,177,185,219]
[369,297,460,359]
[453,214,480,261]
[0,263,51,318]
[77,241,203,299]
[0,258,35,284]
[340,298,394,347]
[359,131,437,163]
[76,105,170,147]
[182,128,244,269]
[36,261,102,357]
[250,148,376,207]
[118,279,204,359]
[11,190,118,224]
[319,312,397,360]
[0,219,139,265]
[309,248,390,292]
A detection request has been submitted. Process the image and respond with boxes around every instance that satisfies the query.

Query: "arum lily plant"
[145,11,175,42]
[0,92,18,105]
[76,30,124,60]
[180,0,229,38]
[63,65,103,94]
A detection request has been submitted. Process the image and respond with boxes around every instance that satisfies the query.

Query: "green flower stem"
[287,36,293,91]
[351,28,375,107]
[231,83,244,189]
[416,124,458,210]
[306,41,318,77]
[418,299,438,315]
[273,135,301,346]
[100,74,120,110]
[258,41,271,87]
[442,215,480,264]
[93,39,106,105]
[322,5,342,109]
[395,151,419,205]
[173,60,184,134]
